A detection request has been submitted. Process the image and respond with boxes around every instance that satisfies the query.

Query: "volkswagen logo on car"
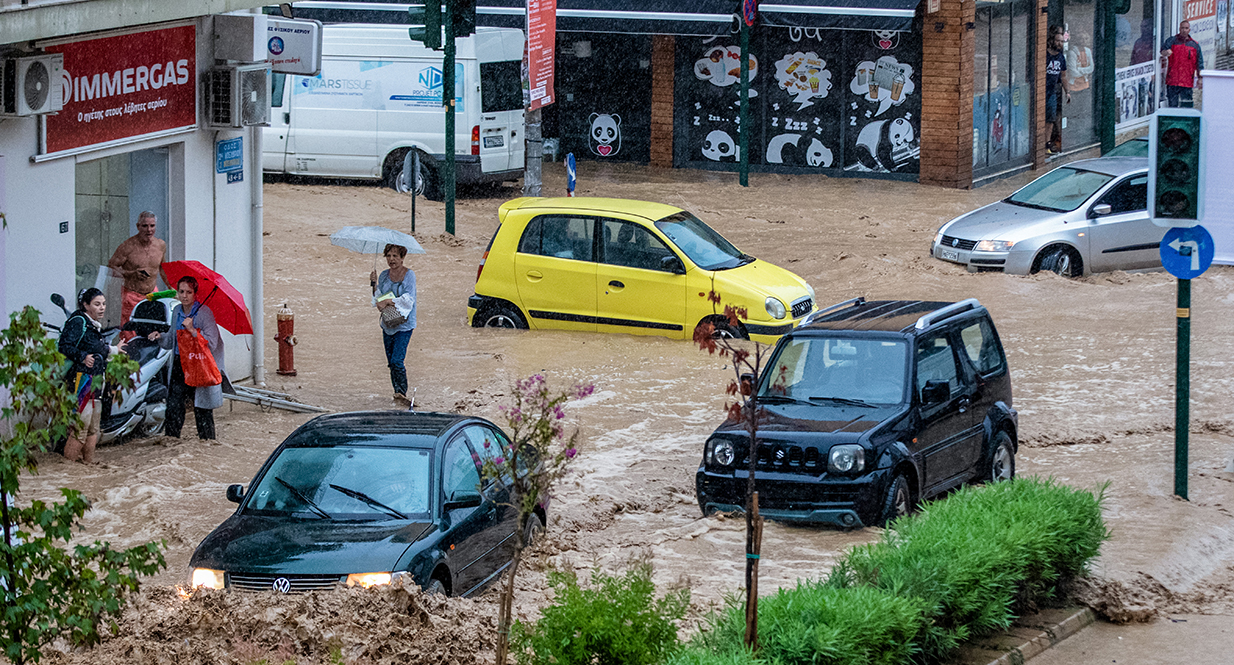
[271,577,292,593]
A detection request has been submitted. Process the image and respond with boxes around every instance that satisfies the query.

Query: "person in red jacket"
[1161,21,1204,108]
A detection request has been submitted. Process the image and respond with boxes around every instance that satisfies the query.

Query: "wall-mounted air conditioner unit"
[205,63,271,129]
[1,54,65,117]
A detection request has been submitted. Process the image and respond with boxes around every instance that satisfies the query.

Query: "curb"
[951,606,1096,665]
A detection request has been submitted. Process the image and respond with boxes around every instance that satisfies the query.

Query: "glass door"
[974,0,1033,176]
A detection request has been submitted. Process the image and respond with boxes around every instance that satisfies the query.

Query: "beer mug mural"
[849,56,915,116]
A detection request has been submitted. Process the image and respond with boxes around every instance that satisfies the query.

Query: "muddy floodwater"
[22,163,1234,663]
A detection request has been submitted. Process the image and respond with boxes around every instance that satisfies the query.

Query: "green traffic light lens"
[1157,190,1190,216]
[1160,158,1192,184]
[1160,127,1192,153]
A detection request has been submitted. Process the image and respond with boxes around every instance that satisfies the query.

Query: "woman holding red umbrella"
[148,276,225,439]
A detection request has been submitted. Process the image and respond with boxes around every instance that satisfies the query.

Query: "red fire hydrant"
[275,303,297,376]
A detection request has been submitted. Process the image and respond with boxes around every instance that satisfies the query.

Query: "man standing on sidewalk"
[1161,20,1204,108]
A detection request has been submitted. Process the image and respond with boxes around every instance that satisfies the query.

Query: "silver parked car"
[932,157,1163,277]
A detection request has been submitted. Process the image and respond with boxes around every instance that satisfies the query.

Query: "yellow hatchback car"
[467,198,817,343]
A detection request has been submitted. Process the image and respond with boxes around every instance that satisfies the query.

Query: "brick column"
[920,0,976,188]
[650,35,675,168]
[1031,0,1048,170]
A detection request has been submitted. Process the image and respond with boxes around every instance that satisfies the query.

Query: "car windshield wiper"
[808,396,877,408]
[757,394,809,405]
[274,476,331,519]
[328,483,408,520]
[737,253,756,266]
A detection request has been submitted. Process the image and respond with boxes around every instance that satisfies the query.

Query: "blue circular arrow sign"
[1160,225,1214,280]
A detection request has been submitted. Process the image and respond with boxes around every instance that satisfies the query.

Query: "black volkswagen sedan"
[190,411,542,596]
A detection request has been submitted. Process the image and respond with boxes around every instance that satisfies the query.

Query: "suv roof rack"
[801,296,865,326]
[914,298,982,330]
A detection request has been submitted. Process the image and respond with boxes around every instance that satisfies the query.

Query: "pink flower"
[565,448,577,459]
[494,456,505,465]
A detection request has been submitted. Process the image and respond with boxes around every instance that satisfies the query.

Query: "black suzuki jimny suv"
[695,298,1017,528]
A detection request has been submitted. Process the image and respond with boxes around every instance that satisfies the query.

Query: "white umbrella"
[329,226,426,255]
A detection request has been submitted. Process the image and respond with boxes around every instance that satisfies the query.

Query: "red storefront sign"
[526,0,556,111]
[44,25,197,154]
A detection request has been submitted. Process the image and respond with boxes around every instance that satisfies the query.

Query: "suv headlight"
[191,568,225,590]
[827,445,865,474]
[765,297,787,320]
[974,240,1015,252]
[708,439,735,467]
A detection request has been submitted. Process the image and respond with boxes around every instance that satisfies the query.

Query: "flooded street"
[21,162,1234,662]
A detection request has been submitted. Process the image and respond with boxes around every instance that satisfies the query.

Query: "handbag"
[177,328,222,387]
[380,305,408,327]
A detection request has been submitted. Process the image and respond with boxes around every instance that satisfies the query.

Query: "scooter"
[47,292,174,443]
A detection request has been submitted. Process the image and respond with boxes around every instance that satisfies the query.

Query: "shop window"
[75,148,169,327]
[1114,0,1157,129]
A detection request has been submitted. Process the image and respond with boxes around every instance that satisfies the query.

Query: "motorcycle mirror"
[51,293,66,309]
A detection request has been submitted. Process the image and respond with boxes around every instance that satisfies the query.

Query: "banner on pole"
[526,0,557,110]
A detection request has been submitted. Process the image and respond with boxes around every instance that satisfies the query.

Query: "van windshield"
[481,61,522,112]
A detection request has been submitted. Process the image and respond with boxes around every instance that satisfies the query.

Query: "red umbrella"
[161,260,254,335]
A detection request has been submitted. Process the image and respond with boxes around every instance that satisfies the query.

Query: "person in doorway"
[1045,27,1070,155]
[107,211,167,336]
[148,276,223,440]
[370,244,417,408]
[1130,19,1156,65]
[1066,31,1094,92]
[1161,20,1204,108]
[59,288,128,464]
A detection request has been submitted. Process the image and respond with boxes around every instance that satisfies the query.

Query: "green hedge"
[664,477,1108,665]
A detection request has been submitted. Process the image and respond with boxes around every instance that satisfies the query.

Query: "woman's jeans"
[167,355,216,439]
[383,328,414,396]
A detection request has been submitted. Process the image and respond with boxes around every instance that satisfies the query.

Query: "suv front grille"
[742,444,822,473]
[940,236,977,251]
[228,573,342,593]
[791,297,814,319]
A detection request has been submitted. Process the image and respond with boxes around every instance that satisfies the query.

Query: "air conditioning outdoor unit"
[1,54,65,117]
[205,63,271,128]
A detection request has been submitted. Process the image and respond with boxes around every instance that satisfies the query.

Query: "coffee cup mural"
[774,51,832,109]
[849,56,915,116]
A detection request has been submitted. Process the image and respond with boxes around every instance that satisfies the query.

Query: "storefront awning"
[284,2,921,35]
[476,1,922,34]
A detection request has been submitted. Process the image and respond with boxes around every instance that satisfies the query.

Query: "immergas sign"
[43,25,196,155]
[267,18,323,77]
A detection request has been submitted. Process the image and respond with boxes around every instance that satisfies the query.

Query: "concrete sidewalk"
[952,607,1096,665]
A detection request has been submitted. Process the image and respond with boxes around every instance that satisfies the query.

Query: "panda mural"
[850,116,919,173]
[588,113,622,157]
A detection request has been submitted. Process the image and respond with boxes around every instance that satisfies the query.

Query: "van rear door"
[479,60,524,173]
[263,73,290,174]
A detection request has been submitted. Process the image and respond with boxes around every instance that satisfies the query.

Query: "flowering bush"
[478,374,595,665]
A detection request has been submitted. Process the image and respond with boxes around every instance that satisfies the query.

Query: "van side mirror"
[1090,203,1112,218]
[921,380,950,404]
[660,255,686,274]
[226,484,245,503]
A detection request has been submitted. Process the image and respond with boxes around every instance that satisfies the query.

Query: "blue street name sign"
[1160,225,1214,280]
[566,152,576,197]
[216,137,243,174]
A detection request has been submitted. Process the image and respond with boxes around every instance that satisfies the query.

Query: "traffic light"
[1149,109,1203,227]
[452,0,476,38]
[408,3,442,50]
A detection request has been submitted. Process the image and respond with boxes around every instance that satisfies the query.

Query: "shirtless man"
[107,211,167,331]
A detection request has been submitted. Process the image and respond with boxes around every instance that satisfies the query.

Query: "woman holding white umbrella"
[329,226,424,407]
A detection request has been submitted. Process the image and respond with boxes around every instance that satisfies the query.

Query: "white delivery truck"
[263,24,525,199]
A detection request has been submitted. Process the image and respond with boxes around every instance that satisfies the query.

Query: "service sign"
[267,18,323,77]
[44,25,197,155]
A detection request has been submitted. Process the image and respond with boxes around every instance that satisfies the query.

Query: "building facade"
[1,0,269,381]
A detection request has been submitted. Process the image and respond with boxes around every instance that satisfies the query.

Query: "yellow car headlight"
[346,571,403,588]
[191,568,225,590]
[765,297,787,320]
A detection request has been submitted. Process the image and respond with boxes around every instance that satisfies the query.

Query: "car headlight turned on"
[708,439,736,467]
[974,240,1015,252]
[765,297,787,320]
[346,571,406,589]
[191,568,225,590]
[933,229,944,246]
[827,445,865,474]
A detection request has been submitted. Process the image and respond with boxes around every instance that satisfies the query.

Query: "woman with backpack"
[58,287,128,464]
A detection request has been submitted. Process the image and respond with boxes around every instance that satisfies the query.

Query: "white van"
[263,24,525,198]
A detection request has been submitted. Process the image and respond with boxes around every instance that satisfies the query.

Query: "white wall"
[1,17,259,380]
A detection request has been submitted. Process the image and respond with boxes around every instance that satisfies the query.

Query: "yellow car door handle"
[526,270,543,281]
[608,280,624,289]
